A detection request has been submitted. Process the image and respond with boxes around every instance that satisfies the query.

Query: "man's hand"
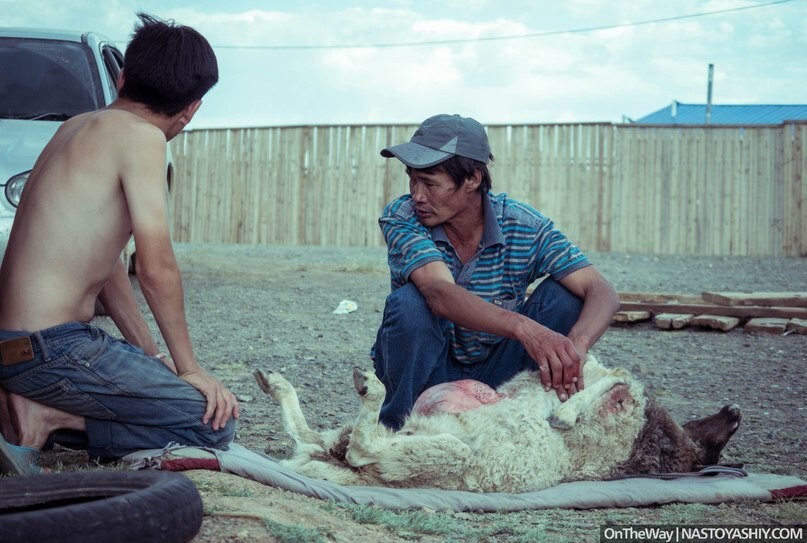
[180,369,240,430]
[516,320,582,401]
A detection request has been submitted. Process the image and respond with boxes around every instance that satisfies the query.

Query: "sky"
[2,0,805,129]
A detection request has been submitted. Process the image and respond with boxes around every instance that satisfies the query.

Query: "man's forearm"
[420,280,536,340]
[136,259,199,375]
[421,275,618,355]
[566,281,620,354]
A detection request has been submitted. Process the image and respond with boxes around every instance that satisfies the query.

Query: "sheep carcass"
[254,356,741,493]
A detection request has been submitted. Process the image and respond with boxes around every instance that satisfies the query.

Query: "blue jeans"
[372,279,583,429]
[0,322,235,461]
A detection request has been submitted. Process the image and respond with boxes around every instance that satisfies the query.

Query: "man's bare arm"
[119,121,238,429]
[559,266,620,367]
[118,125,192,368]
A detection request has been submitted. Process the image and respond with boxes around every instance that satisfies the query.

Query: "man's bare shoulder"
[71,108,167,145]
[31,107,166,184]
[44,108,163,162]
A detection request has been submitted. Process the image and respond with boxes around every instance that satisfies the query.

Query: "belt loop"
[32,331,51,362]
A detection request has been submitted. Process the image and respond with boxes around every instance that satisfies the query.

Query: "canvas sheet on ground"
[124,444,807,512]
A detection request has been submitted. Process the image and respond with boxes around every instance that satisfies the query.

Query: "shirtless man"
[0,13,238,475]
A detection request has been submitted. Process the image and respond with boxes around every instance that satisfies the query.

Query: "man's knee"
[196,418,236,449]
[523,278,583,335]
[386,283,431,317]
[382,283,446,334]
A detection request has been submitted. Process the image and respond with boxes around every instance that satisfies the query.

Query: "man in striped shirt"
[372,114,619,429]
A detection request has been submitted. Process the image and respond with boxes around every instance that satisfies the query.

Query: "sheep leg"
[346,369,471,485]
[253,369,328,447]
[580,353,611,384]
[547,369,631,429]
[345,367,388,467]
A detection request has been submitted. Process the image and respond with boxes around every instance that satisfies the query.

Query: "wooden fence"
[168,122,806,257]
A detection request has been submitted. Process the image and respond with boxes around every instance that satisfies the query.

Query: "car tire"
[0,470,203,543]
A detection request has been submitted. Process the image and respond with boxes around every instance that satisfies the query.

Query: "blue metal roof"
[635,102,807,125]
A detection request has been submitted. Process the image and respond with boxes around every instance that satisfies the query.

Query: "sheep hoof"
[353,368,385,401]
[254,369,290,400]
[353,367,369,396]
[253,369,271,393]
[548,415,572,430]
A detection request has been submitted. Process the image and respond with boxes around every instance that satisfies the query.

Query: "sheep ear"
[600,383,633,416]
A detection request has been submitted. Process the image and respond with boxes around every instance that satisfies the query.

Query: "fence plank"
[168,122,806,256]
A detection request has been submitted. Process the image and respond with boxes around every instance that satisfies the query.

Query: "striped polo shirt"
[379,191,590,364]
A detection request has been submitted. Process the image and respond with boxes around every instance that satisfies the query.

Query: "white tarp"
[125,443,807,512]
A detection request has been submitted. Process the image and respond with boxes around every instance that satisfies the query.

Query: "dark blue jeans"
[0,322,235,461]
[372,279,583,429]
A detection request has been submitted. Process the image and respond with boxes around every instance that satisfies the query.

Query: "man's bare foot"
[9,392,85,450]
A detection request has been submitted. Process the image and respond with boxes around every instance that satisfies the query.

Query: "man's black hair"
[408,154,494,193]
[119,12,218,116]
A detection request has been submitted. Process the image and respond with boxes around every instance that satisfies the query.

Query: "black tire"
[0,471,203,543]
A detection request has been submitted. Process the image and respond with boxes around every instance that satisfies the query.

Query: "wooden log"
[654,313,693,330]
[618,292,705,304]
[744,318,789,334]
[786,318,807,334]
[618,301,807,320]
[691,315,741,332]
[702,292,807,308]
[612,311,651,323]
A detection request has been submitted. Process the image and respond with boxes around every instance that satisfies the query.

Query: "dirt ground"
[55,243,807,541]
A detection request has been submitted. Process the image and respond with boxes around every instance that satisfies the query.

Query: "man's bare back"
[0,108,169,332]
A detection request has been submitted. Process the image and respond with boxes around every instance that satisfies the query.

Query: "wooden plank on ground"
[613,311,651,323]
[692,315,741,332]
[618,292,705,304]
[744,318,789,334]
[702,292,807,308]
[618,301,807,319]
[786,318,807,334]
[654,313,693,330]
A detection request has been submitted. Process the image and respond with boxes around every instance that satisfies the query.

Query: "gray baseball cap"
[381,114,491,168]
